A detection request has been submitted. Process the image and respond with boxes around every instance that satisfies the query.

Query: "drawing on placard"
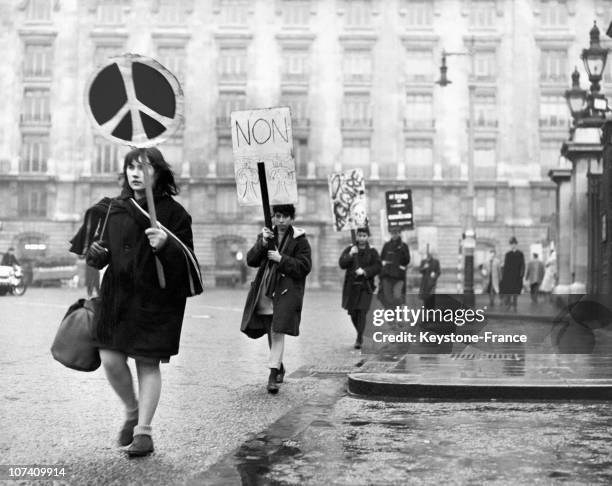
[328,169,367,232]
[234,160,261,203]
[268,155,296,200]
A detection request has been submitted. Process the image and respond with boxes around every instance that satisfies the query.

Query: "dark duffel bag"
[51,298,101,372]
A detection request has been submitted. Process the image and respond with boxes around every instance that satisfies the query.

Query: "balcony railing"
[341,118,373,128]
[404,118,435,129]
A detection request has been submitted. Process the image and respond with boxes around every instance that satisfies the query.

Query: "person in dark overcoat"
[500,236,525,312]
[240,204,311,394]
[69,147,203,457]
[378,227,411,309]
[339,227,382,349]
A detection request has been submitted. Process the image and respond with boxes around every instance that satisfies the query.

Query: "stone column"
[549,168,572,287]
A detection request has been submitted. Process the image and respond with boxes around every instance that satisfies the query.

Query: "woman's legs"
[134,360,161,427]
[100,349,138,411]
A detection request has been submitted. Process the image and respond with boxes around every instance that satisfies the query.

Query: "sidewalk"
[349,293,612,400]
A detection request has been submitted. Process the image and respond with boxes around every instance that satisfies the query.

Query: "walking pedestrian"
[500,236,525,311]
[1,247,19,267]
[240,204,312,394]
[339,227,381,349]
[418,250,441,305]
[378,228,411,309]
[540,249,557,299]
[525,253,545,304]
[69,147,203,457]
[484,249,501,307]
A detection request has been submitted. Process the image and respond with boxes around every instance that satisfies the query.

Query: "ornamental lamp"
[565,67,587,118]
[581,21,609,92]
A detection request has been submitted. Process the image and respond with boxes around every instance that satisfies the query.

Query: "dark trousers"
[530,283,540,303]
[503,294,518,310]
[349,310,367,342]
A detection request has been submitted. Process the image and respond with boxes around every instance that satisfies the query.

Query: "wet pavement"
[197,393,612,485]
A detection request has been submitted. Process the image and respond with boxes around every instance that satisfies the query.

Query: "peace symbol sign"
[85,53,184,148]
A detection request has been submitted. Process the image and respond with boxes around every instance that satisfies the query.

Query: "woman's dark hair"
[122,147,179,196]
[271,204,296,219]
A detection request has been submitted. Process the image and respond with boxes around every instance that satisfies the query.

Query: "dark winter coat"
[240,226,311,339]
[339,244,382,311]
[69,194,203,359]
[418,256,441,301]
[500,250,525,294]
[380,238,411,280]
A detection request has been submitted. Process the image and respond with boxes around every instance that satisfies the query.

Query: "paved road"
[0,286,360,485]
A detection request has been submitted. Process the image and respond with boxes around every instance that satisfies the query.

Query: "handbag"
[51,298,101,372]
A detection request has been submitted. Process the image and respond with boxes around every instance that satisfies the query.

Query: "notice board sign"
[385,189,413,230]
[230,106,297,206]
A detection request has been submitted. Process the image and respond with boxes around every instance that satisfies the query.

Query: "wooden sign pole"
[140,150,166,289]
[257,162,277,250]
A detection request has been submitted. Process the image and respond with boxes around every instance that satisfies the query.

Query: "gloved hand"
[86,241,110,269]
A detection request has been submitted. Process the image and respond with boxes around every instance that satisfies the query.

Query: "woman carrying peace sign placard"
[69,147,203,457]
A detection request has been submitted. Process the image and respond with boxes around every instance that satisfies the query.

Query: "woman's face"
[126,159,156,195]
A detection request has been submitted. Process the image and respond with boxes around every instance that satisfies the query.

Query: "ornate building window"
[218,47,248,82]
[539,94,569,128]
[157,45,186,83]
[21,88,50,124]
[473,93,497,127]
[280,0,310,27]
[474,139,496,179]
[405,93,434,129]
[475,189,496,222]
[412,188,433,220]
[401,0,433,28]
[217,91,246,127]
[24,0,52,22]
[341,94,371,128]
[217,0,249,26]
[342,137,371,176]
[23,43,53,78]
[404,138,433,179]
[157,0,187,25]
[93,137,124,174]
[343,0,373,28]
[216,187,239,217]
[540,48,567,83]
[216,137,234,177]
[95,0,126,25]
[343,49,372,84]
[20,135,48,173]
[94,43,125,67]
[474,50,496,81]
[540,139,563,176]
[539,0,569,28]
[18,184,47,217]
[281,48,310,83]
[468,0,496,29]
[280,91,309,129]
[405,48,434,83]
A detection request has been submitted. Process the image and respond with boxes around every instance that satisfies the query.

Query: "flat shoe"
[126,435,154,457]
[118,418,138,447]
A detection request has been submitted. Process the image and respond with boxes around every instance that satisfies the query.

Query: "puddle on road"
[223,399,612,485]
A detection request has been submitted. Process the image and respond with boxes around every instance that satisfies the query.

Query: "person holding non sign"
[500,236,525,312]
[240,204,312,394]
[339,227,382,349]
[379,228,411,309]
[69,147,203,457]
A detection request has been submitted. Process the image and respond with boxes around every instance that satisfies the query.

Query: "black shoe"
[118,418,138,447]
[126,435,154,457]
[267,368,279,394]
[276,363,285,384]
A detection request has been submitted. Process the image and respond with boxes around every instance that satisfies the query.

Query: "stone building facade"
[0,0,610,289]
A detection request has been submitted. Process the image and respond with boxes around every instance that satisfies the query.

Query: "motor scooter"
[0,265,27,296]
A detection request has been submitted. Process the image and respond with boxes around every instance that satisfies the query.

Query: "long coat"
[500,250,525,294]
[485,256,501,294]
[380,238,411,280]
[69,194,203,359]
[339,244,381,311]
[240,226,311,339]
[418,257,441,301]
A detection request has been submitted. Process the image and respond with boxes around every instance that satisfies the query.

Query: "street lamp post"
[437,43,476,307]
